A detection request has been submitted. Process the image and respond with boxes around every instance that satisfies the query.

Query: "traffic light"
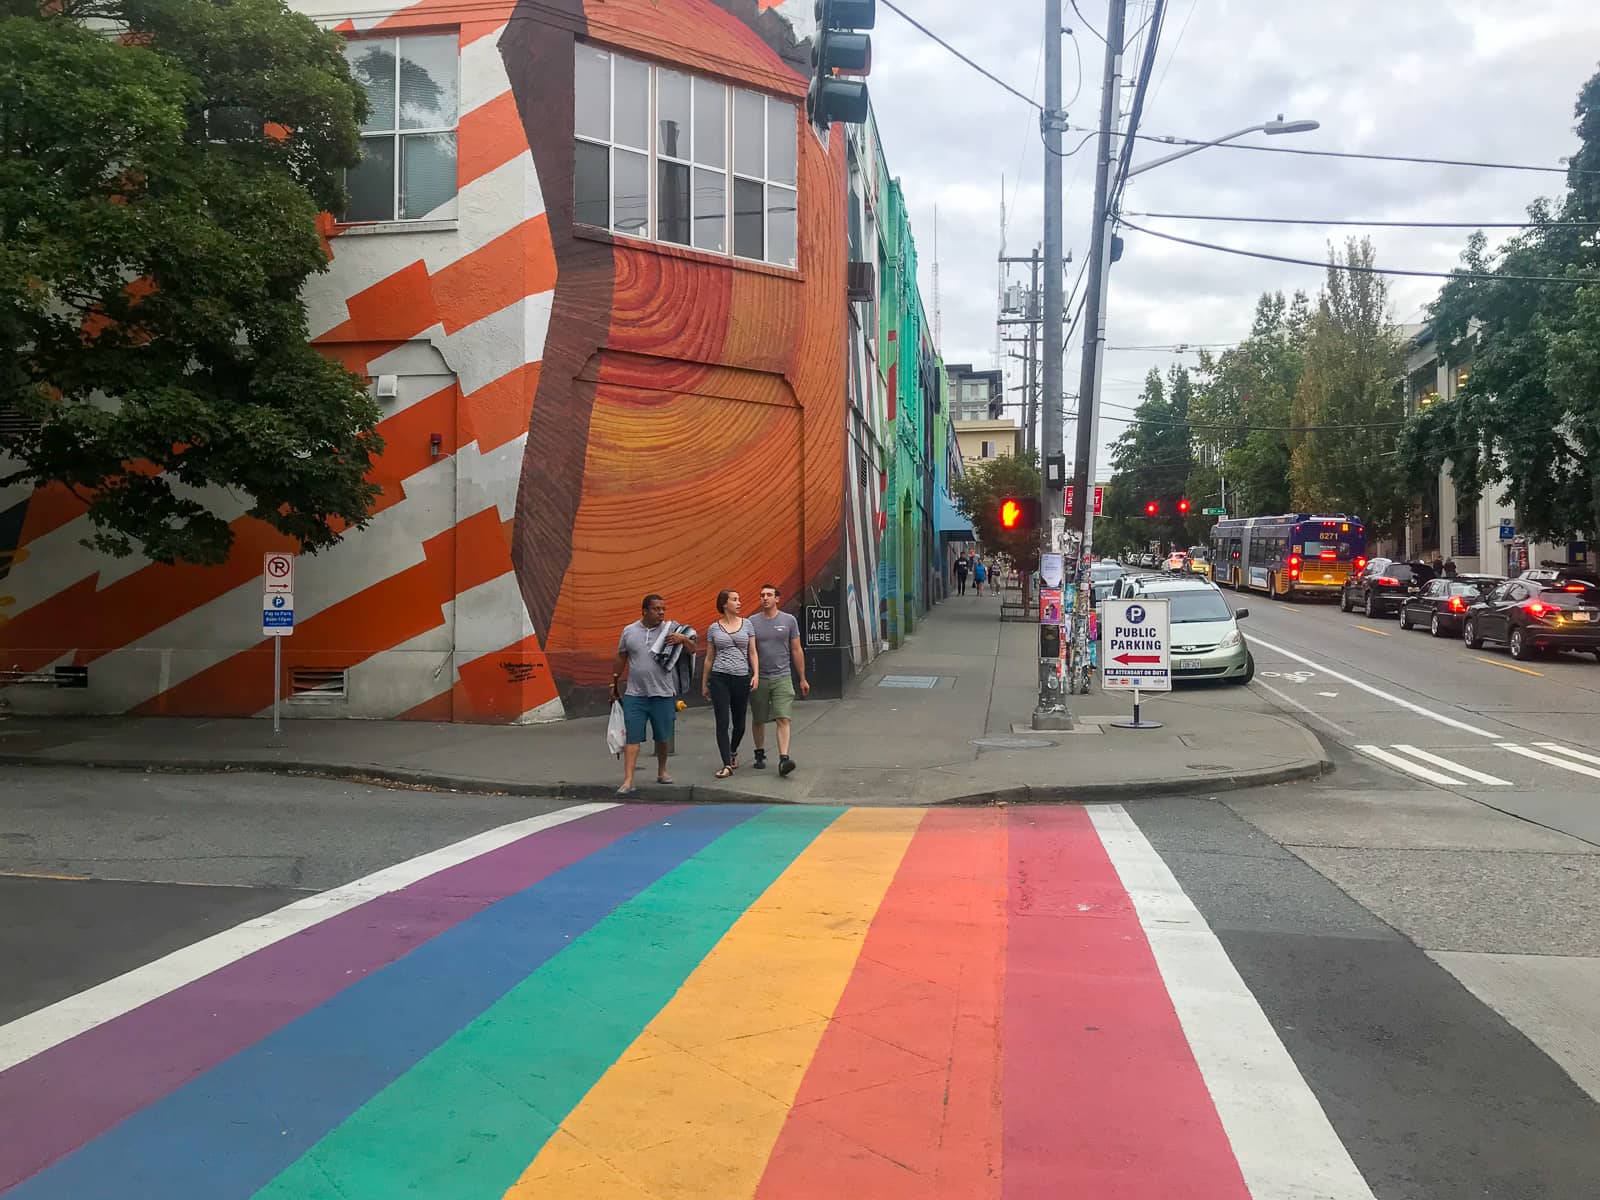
[998,496,1041,533]
[1177,498,1191,515]
[1144,500,1159,516]
[809,0,874,128]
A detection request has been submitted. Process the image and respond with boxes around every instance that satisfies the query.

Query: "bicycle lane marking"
[1246,633,1503,740]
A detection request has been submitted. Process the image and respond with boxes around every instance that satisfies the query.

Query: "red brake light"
[1319,551,1337,560]
[1288,554,1301,567]
[1565,584,1586,592]
[1376,576,1399,586]
[1290,568,1300,579]
[1355,557,1367,571]
[1525,601,1548,617]
[1448,596,1467,612]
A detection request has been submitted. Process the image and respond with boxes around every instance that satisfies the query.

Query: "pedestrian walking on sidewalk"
[702,589,758,779]
[610,594,697,796]
[953,555,969,596]
[973,558,988,596]
[749,583,809,777]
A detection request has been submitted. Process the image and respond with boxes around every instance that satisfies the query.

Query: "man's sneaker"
[779,755,797,777]
[753,750,767,769]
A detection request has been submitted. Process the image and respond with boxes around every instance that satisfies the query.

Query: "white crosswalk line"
[1502,743,1600,780]
[1356,745,1472,786]
[1532,742,1600,768]
[1391,745,1513,786]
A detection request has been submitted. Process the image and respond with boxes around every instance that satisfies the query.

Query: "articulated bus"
[1209,513,1368,600]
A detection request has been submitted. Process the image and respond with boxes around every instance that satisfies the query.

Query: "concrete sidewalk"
[0,594,1328,804]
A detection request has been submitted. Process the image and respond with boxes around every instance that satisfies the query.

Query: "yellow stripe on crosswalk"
[502,808,924,1200]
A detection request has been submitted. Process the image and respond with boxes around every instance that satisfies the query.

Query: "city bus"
[1209,513,1367,600]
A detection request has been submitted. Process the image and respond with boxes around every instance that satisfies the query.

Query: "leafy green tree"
[949,451,1043,588]
[1100,366,1206,552]
[1403,66,1600,543]
[1290,238,1408,537]
[1,0,382,565]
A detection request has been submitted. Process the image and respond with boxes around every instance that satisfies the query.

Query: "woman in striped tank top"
[701,589,759,778]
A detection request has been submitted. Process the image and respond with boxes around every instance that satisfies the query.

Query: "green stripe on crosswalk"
[253,806,842,1200]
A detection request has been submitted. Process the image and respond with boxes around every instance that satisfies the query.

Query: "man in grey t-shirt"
[748,582,809,776]
[610,593,696,795]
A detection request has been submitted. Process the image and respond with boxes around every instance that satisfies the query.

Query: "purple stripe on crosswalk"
[0,804,675,1192]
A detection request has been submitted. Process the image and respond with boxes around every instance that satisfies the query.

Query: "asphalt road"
[1,767,1597,1197]
[1235,587,1600,845]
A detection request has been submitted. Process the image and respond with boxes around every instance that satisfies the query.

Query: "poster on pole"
[1040,553,1064,588]
[1100,598,1171,691]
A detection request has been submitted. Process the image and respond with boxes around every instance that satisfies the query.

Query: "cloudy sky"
[865,0,1599,475]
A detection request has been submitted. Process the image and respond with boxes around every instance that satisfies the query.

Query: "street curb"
[0,745,1333,806]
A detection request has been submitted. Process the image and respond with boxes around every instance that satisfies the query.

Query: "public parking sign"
[263,592,295,637]
[1100,598,1171,692]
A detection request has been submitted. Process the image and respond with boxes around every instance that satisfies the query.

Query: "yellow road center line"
[504,808,925,1200]
[1355,625,1391,637]
[1475,656,1543,677]
[0,870,91,882]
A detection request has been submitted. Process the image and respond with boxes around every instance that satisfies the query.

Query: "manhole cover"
[878,675,940,689]
[972,735,1056,750]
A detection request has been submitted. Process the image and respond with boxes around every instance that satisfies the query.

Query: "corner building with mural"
[0,0,950,722]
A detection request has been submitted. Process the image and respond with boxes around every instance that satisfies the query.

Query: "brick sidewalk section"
[0,594,1327,804]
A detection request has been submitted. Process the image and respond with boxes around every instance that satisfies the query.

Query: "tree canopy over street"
[1403,65,1600,543]
[0,0,382,565]
[949,450,1042,584]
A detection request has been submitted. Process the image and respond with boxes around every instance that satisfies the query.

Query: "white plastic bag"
[606,700,627,757]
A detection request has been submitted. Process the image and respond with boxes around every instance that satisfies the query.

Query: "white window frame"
[342,33,460,224]
[574,45,798,269]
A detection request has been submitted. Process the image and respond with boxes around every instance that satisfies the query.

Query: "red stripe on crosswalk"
[1002,807,1250,1199]
[755,807,1006,1199]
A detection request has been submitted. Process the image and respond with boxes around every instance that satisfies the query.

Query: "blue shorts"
[622,694,676,745]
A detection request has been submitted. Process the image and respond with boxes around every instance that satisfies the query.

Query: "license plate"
[1574,611,1593,622]
[1178,658,1202,670]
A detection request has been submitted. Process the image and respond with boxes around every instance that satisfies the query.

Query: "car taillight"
[1566,584,1587,592]
[1319,551,1337,560]
[1448,596,1467,612]
[1355,557,1367,571]
[1525,602,1548,617]
[1376,576,1399,586]
[1288,554,1300,566]
[1290,568,1300,579]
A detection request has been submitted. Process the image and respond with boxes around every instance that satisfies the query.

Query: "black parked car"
[1398,576,1504,636]
[1462,579,1600,661]
[1340,558,1436,618]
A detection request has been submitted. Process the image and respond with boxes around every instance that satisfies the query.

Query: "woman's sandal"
[714,766,733,779]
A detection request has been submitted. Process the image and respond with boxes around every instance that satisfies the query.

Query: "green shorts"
[751,674,796,723]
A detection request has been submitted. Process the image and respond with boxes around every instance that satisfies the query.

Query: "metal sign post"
[262,562,295,734]
[1101,597,1170,729]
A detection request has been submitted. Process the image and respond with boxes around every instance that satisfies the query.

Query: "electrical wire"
[1113,132,1593,175]
[1070,0,1107,45]
[1119,218,1595,284]
[1143,0,1197,114]
[1126,211,1600,229]
[880,1,1041,110]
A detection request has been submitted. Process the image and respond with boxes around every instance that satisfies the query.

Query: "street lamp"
[1127,114,1321,178]
[1072,111,1320,555]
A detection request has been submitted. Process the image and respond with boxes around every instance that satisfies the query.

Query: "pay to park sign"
[1100,598,1171,692]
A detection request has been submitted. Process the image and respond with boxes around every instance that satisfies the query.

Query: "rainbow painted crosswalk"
[0,804,1375,1199]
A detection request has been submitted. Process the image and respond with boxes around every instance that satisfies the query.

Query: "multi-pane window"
[574,45,798,268]
[342,34,459,223]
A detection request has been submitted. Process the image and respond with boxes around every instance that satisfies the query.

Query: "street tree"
[1101,367,1204,551]
[949,451,1043,591]
[1403,66,1600,544]
[0,0,383,566]
[1290,238,1408,538]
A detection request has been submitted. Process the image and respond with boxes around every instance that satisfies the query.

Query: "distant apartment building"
[945,362,1020,468]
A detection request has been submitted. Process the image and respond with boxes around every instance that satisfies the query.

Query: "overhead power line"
[1070,0,1107,45]
[1118,132,1594,175]
[880,1,1041,109]
[1119,218,1595,284]
[1126,211,1600,229]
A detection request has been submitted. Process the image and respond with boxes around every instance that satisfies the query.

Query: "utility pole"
[1069,0,1126,568]
[1032,0,1072,730]
[1026,248,1041,454]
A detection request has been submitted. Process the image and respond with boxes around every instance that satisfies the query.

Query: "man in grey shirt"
[611,593,696,795]
[748,582,809,776]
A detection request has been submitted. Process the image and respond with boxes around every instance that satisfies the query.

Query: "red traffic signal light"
[998,496,1040,532]
[1144,501,1159,516]
[1177,498,1191,515]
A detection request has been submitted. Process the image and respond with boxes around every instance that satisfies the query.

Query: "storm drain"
[877,675,941,689]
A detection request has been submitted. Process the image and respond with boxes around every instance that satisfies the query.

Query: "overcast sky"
[865,0,1599,476]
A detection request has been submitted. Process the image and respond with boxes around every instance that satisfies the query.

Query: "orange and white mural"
[0,0,854,722]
